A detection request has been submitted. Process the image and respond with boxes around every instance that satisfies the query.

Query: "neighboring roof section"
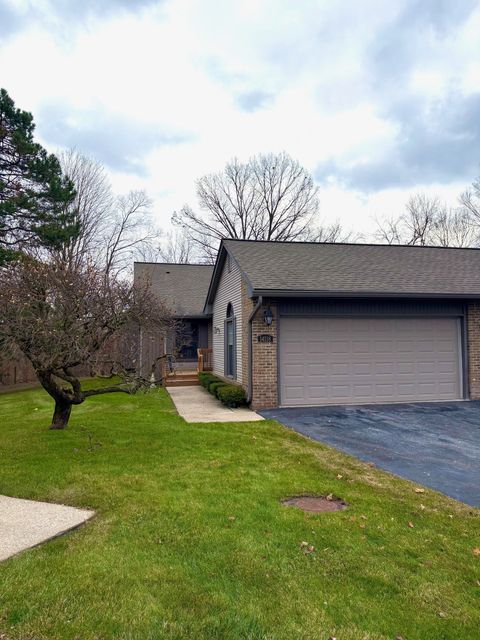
[221,239,480,298]
[134,262,214,317]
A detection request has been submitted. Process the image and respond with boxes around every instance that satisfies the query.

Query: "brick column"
[241,280,279,409]
[251,303,278,409]
[467,303,480,399]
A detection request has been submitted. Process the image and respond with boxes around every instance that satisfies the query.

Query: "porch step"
[165,374,199,387]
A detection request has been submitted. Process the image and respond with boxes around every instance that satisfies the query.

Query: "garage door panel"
[352,363,372,375]
[284,363,304,376]
[307,363,329,375]
[283,386,305,400]
[280,317,461,406]
[396,362,415,374]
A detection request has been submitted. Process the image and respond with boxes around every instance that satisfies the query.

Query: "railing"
[156,354,176,386]
[197,348,213,372]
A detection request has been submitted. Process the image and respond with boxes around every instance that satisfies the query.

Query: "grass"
[0,385,478,640]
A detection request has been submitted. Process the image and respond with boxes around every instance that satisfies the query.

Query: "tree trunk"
[49,398,73,430]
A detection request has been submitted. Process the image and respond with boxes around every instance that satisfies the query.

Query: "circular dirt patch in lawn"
[282,495,348,513]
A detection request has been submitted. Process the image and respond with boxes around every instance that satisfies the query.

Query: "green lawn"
[0,386,478,640]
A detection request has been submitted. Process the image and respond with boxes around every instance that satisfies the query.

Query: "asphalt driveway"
[261,401,480,508]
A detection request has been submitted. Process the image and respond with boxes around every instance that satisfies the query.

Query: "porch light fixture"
[263,307,273,326]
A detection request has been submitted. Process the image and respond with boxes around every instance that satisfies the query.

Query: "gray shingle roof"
[224,239,480,297]
[134,262,214,316]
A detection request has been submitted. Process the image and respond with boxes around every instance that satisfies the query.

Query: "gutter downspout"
[247,295,263,405]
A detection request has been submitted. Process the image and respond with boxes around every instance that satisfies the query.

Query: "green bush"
[209,381,228,397]
[217,384,247,408]
[198,372,217,389]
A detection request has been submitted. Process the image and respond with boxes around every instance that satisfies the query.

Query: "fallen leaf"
[228,516,236,521]
[438,611,446,618]
[359,524,366,529]
[420,504,426,510]
[414,487,425,493]
[472,547,480,556]
[360,514,367,520]
[336,474,343,479]
[408,521,415,528]
[395,636,405,640]
[326,493,333,501]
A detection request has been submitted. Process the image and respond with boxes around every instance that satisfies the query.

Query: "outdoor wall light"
[263,307,273,326]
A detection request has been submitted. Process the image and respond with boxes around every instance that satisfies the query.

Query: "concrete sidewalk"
[0,495,94,561]
[168,385,264,423]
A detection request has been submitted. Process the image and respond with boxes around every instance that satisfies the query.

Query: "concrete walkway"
[168,385,264,422]
[0,495,94,561]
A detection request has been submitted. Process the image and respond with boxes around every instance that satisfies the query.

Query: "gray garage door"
[279,317,462,406]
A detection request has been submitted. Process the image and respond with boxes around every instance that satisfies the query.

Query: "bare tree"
[0,255,174,429]
[134,228,196,264]
[53,150,161,274]
[158,229,196,263]
[374,193,476,247]
[103,190,160,276]
[460,177,480,222]
[56,149,114,269]
[172,152,346,262]
[310,221,363,243]
[373,215,404,245]
[430,206,478,247]
[403,194,439,245]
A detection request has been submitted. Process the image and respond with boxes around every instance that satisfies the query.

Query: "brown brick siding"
[467,303,480,399]
[241,278,278,409]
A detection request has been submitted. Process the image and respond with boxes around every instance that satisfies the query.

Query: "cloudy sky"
[1,0,480,236]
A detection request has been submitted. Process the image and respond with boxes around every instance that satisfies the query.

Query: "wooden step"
[165,377,199,387]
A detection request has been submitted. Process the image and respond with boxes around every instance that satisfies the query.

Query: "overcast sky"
[1,0,480,236]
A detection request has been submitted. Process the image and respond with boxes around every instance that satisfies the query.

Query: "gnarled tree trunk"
[37,369,78,430]
[35,367,135,429]
[49,398,73,430]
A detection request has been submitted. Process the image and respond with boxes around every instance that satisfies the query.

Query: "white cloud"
[0,0,479,237]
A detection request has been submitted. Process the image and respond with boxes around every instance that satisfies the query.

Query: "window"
[224,303,236,378]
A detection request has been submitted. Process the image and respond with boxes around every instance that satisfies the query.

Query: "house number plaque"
[257,334,274,343]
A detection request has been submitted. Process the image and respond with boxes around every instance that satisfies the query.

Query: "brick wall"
[241,279,278,409]
[467,303,480,399]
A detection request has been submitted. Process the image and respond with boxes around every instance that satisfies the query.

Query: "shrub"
[217,384,247,408]
[198,372,217,389]
[209,381,227,397]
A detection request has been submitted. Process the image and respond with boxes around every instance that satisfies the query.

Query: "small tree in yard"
[0,257,174,429]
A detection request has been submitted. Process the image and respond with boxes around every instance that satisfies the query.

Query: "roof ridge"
[133,261,214,266]
[222,238,480,252]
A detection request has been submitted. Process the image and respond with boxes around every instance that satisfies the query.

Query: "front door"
[177,321,199,360]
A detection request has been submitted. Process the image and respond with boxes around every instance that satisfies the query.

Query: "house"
[135,239,480,409]
[133,262,213,374]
